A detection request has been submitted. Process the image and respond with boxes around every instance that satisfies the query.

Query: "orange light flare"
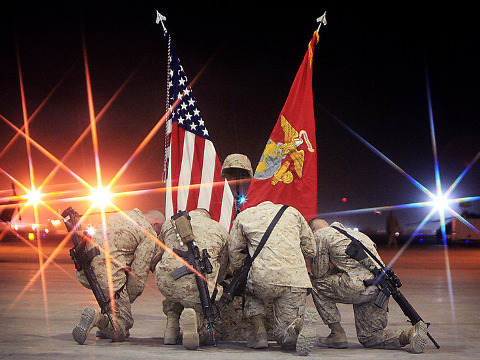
[22,186,45,207]
[81,31,118,323]
[0,60,77,160]
[112,205,216,288]
[81,29,103,192]
[106,57,219,190]
[38,64,140,190]
[88,184,114,211]
[6,229,76,312]
[5,208,145,312]
[0,115,94,191]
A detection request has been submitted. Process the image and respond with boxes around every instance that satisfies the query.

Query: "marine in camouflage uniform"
[155,209,229,349]
[73,209,165,344]
[309,219,427,353]
[229,201,318,355]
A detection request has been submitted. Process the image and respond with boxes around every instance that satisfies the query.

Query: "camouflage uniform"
[155,209,229,343]
[311,222,403,348]
[76,209,161,341]
[229,201,316,347]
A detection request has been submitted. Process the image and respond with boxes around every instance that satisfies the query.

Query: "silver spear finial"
[316,11,327,32]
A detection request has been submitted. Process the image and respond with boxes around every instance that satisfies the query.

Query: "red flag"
[245,32,319,221]
[163,32,234,230]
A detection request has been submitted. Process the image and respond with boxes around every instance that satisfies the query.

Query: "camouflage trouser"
[244,283,307,348]
[220,296,276,341]
[76,263,133,341]
[163,297,224,345]
[312,275,403,349]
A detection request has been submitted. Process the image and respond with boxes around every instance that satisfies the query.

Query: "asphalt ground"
[0,237,479,359]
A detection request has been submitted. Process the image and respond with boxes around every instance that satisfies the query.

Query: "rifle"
[333,226,440,349]
[61,207,115,330]
[170,210,218,346]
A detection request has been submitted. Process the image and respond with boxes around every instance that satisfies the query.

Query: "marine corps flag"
[245,32,319,221]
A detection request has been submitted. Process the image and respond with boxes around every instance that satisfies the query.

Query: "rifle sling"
[249,204,289,264]
[331,225,384,269]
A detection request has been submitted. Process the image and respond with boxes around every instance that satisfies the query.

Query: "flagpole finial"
[156,10,167,33]
[316,11,327,32]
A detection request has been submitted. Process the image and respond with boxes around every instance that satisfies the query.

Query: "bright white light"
[86,226,95,236]
[23,187,44,206]
[89,185,113,210]
[434,193,449,211]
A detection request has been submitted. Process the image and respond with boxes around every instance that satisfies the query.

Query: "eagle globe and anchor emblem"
[254,115,315,185]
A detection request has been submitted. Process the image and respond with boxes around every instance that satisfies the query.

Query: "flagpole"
[316,11,327,32]
[155,10,171,182]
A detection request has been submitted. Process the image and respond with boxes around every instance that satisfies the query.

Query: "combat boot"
[399,321,427,353]
[247,315,268,348]
[72,306,109,345]
[317,322,348,349]
[181,308,199,350]
[164,311,181,345]
[296,308,318,356]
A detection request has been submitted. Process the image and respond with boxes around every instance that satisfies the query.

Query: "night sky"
[1,1,479,233]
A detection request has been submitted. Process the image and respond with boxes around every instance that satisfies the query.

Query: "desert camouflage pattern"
[244,283,307,348]
[228,201,315,346]
[75,209,160,339]
[311,222,402,348]
[311,222,383,293]
[229,201,316,289]
[221,153,253,179]
[97,286,133,341]
[219,295,276,341]
[155,209,229,339]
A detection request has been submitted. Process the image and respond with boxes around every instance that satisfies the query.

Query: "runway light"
[89,185,113,210]
[23,187,44,206]
[433,193,449,211]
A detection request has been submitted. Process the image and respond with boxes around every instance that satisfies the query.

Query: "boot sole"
[296,308,318,356]
[72,307,96,345]
[410,321,427,354]
[181,308,199,350]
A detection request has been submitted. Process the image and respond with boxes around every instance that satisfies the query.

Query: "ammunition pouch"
[171,210,194,244]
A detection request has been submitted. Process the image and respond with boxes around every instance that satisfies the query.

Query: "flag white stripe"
[177,131,195,211]
[197,140,216,210]
[219,179,234,230]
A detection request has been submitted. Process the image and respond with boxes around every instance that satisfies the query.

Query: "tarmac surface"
[0,236,479,359]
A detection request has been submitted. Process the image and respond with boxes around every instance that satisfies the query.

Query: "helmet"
[221,154,253,180]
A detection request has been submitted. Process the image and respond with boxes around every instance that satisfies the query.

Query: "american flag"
[163,32,234,230]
